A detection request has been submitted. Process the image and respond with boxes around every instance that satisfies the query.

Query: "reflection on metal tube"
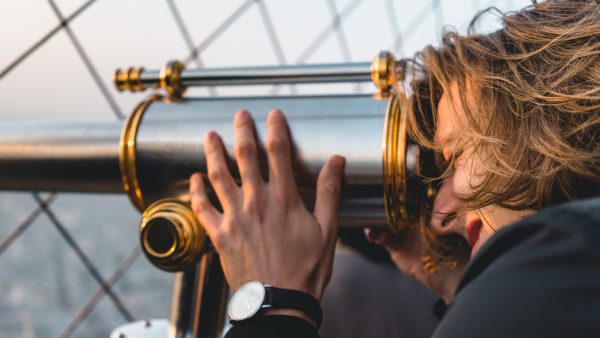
[138,62,372,87]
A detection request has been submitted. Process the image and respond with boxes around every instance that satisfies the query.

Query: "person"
[188,0,600,337]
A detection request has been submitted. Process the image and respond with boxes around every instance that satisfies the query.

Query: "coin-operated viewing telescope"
[0,51,439,338]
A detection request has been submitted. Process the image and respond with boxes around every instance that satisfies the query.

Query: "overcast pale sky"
[0,0,530,121]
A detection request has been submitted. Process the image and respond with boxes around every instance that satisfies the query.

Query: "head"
[401,0,600,259]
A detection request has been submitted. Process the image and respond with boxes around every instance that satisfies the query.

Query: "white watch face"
[228,281,266,321]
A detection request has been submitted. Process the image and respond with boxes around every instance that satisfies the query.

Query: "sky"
[0,0,530,121]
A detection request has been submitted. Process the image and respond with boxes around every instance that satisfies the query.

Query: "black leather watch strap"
[265,286,323,329]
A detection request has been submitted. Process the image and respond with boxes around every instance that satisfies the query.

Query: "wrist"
[263,308,318,328]
[228,281,323,329]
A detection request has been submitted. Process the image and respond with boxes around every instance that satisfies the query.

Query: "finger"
[204,131,238,211]
[234,110,263,195]
[265,110,296,191]
[189,172,222,236]
[364,227,406,250]
[314,155,345,242]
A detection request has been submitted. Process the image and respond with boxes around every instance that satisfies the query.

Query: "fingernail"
[364,228,381,243]
[205,131,218,143]
[330,156,346,174]
[237,110,250,119]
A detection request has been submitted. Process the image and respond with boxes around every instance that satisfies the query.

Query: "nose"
[430,209,466,236]
[429,179,465,237]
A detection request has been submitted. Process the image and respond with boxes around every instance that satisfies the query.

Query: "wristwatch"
[227,280,323,328]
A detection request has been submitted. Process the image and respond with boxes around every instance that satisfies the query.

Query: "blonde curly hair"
[403,0,600,211]
[399,0,600,261]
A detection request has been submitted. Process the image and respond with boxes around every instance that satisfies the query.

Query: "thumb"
[313,155,345,240]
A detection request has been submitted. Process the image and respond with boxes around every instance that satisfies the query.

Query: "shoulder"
[434,197,600,338]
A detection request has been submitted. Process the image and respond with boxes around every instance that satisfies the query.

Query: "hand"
[365,179,465,303]
[189,109,345,302]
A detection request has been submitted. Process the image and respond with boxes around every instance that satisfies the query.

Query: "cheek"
[451,150,484,198]
[451,156,473,198]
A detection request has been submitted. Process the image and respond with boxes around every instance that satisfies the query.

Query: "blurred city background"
[0,0,529,337]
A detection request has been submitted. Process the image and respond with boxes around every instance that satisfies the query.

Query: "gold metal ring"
[382,94,409,233]
[371,51,397,98]
[127,67,145,92]
[113,66,145,92]
[159,60,186,98]
[140,198,207,272]
[119,95,161,211]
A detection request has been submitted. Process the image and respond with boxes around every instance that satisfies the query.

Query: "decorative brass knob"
[371,51,397,98]
[140,198,207,272]
[113,66,146,92]
[159,60,186,98]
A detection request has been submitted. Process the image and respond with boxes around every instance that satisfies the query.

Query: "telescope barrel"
[0,94,422,230]
[130,94,392,228]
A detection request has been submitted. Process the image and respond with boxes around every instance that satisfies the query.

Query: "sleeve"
[432,198,600,338]
[225,315,320,338]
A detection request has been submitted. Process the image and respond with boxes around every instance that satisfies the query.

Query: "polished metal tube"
[131,94,391,227]
[139,62,372,88]
[0,121,123,193]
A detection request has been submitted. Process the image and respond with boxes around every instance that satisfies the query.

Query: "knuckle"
[323,181,341,197]
[208,169,224,184]
[191,195,207,214]
[266,139,289,155]
[235,143,256,160]
[271,186,298,209]
[212,228,231,251]
[243,199,263,219]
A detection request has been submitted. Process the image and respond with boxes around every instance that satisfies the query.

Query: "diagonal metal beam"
[325,0,362,93]
[32,193,135,323]
[166,0,206,67]
[256,0,297,94]
[166,0,217,96]
[432,0,445,35]
[57,246,141,338]
[326,0,352,62]
[47,0,124,119]
[0,0,98,80]
[389,0,443,53]
[295,0,365,64]
[183,0,257,65]
[384,0,406,56]
[0,193,57,257]
[256,1,287,65]
[270,0,364,96]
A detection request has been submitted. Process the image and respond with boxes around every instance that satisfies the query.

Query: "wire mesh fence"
[0,0,528,336]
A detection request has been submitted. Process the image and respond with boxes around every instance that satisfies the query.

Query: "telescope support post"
[167,251,228,338]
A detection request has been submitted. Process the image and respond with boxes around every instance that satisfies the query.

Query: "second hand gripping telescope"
[0,51,438,273]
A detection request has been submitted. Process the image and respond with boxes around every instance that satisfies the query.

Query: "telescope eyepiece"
[140,199,207,272]
[143,216,179,258]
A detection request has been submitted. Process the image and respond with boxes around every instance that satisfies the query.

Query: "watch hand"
[245,299,251,309]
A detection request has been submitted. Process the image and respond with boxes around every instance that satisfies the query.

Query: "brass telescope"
[0,52,438,273]
[0,51,440,338]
